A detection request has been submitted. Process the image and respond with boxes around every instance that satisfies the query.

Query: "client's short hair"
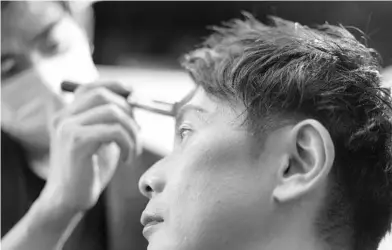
[181,13,392,250]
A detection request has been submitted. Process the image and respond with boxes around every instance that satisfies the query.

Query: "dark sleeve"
[1,131,35,237]
[1,131,108,250]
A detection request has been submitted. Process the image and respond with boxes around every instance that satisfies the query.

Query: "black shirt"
[1,130,108,250]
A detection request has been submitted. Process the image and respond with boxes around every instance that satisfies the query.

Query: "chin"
[147,240,170,250]
[146,233,185,250]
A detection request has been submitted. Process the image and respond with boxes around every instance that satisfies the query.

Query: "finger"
[51,88,130,130]
[75,81,133,98]
[95,142,121,184]
[76,124,135,163]
[72,104,142,154]
[68,87,133,116]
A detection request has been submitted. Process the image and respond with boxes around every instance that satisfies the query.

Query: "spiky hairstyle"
[182,13,392,250]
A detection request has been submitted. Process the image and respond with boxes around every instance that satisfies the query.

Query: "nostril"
[145,185,153,193]
[139,174,166,198]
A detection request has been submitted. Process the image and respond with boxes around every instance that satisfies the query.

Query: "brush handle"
[61,81,131,98]
[61,81,176,117]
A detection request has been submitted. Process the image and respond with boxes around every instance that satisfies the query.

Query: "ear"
[272,119,335,202]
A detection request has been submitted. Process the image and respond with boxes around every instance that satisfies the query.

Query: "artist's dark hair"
[182,13,392,250]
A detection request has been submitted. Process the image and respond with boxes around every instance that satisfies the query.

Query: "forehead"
[1,1,65,53]
[186,87,246,123]
[187,87,218,109]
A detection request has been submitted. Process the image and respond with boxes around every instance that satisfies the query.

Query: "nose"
[138,161,166,199]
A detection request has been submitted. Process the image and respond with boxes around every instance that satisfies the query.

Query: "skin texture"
[139,87,334,250]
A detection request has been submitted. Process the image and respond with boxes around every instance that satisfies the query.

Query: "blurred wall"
[92,1,392,69]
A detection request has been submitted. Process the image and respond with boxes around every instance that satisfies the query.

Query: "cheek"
[165,131,272,247]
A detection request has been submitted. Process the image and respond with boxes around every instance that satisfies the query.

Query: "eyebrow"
[175,104,208,126]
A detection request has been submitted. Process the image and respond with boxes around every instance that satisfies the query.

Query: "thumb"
[96,143,121,186]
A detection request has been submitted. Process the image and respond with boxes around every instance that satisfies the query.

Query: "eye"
[177,124,192,141]
[41,37,68,55]
[1,58,16,76]
[40,26,71,56]
[1,56,30,80]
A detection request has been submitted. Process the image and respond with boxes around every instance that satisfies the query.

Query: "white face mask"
[1,38,98,149]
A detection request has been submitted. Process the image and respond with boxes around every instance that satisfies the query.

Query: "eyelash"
[42,38,68,55]
[177,124,192,141]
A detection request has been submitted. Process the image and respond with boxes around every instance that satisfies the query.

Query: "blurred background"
[91,1,392,70]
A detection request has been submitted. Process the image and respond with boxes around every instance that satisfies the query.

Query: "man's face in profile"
[139,87,285,250]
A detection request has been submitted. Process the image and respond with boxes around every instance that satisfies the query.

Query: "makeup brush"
[61,81,178,117]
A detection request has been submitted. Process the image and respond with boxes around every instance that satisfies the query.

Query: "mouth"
[141,212,164,240]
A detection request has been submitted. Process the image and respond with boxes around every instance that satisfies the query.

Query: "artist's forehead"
[1,1,65,52]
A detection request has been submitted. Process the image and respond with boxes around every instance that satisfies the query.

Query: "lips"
[141,212,164,239]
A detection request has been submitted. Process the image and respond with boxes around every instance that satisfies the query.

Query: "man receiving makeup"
[3,14,392,250]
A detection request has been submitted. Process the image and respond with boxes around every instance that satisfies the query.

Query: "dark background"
[92,1,392,69]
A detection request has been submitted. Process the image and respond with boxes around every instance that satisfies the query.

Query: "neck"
[242,223,325,250]
[24,143,51,180]
[14,132,51,161]
[26,146,50,161]
[259,228,324,250]
[251,201,327,250]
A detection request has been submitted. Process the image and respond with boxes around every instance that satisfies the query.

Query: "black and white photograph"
[1,1,392,250]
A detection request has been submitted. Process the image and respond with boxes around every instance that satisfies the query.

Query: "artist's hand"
[40,81,142,212]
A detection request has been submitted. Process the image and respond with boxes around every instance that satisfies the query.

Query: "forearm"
[2,194,84,250]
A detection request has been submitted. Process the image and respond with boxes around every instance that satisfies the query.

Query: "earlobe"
[273,119,335,203]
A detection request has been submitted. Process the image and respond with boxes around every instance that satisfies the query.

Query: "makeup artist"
[1,1,141,249]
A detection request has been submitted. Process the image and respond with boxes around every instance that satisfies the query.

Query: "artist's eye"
[40,25,71,56]
[1,58,16,77]
[41,37,68,56]
[1,56,30,80]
